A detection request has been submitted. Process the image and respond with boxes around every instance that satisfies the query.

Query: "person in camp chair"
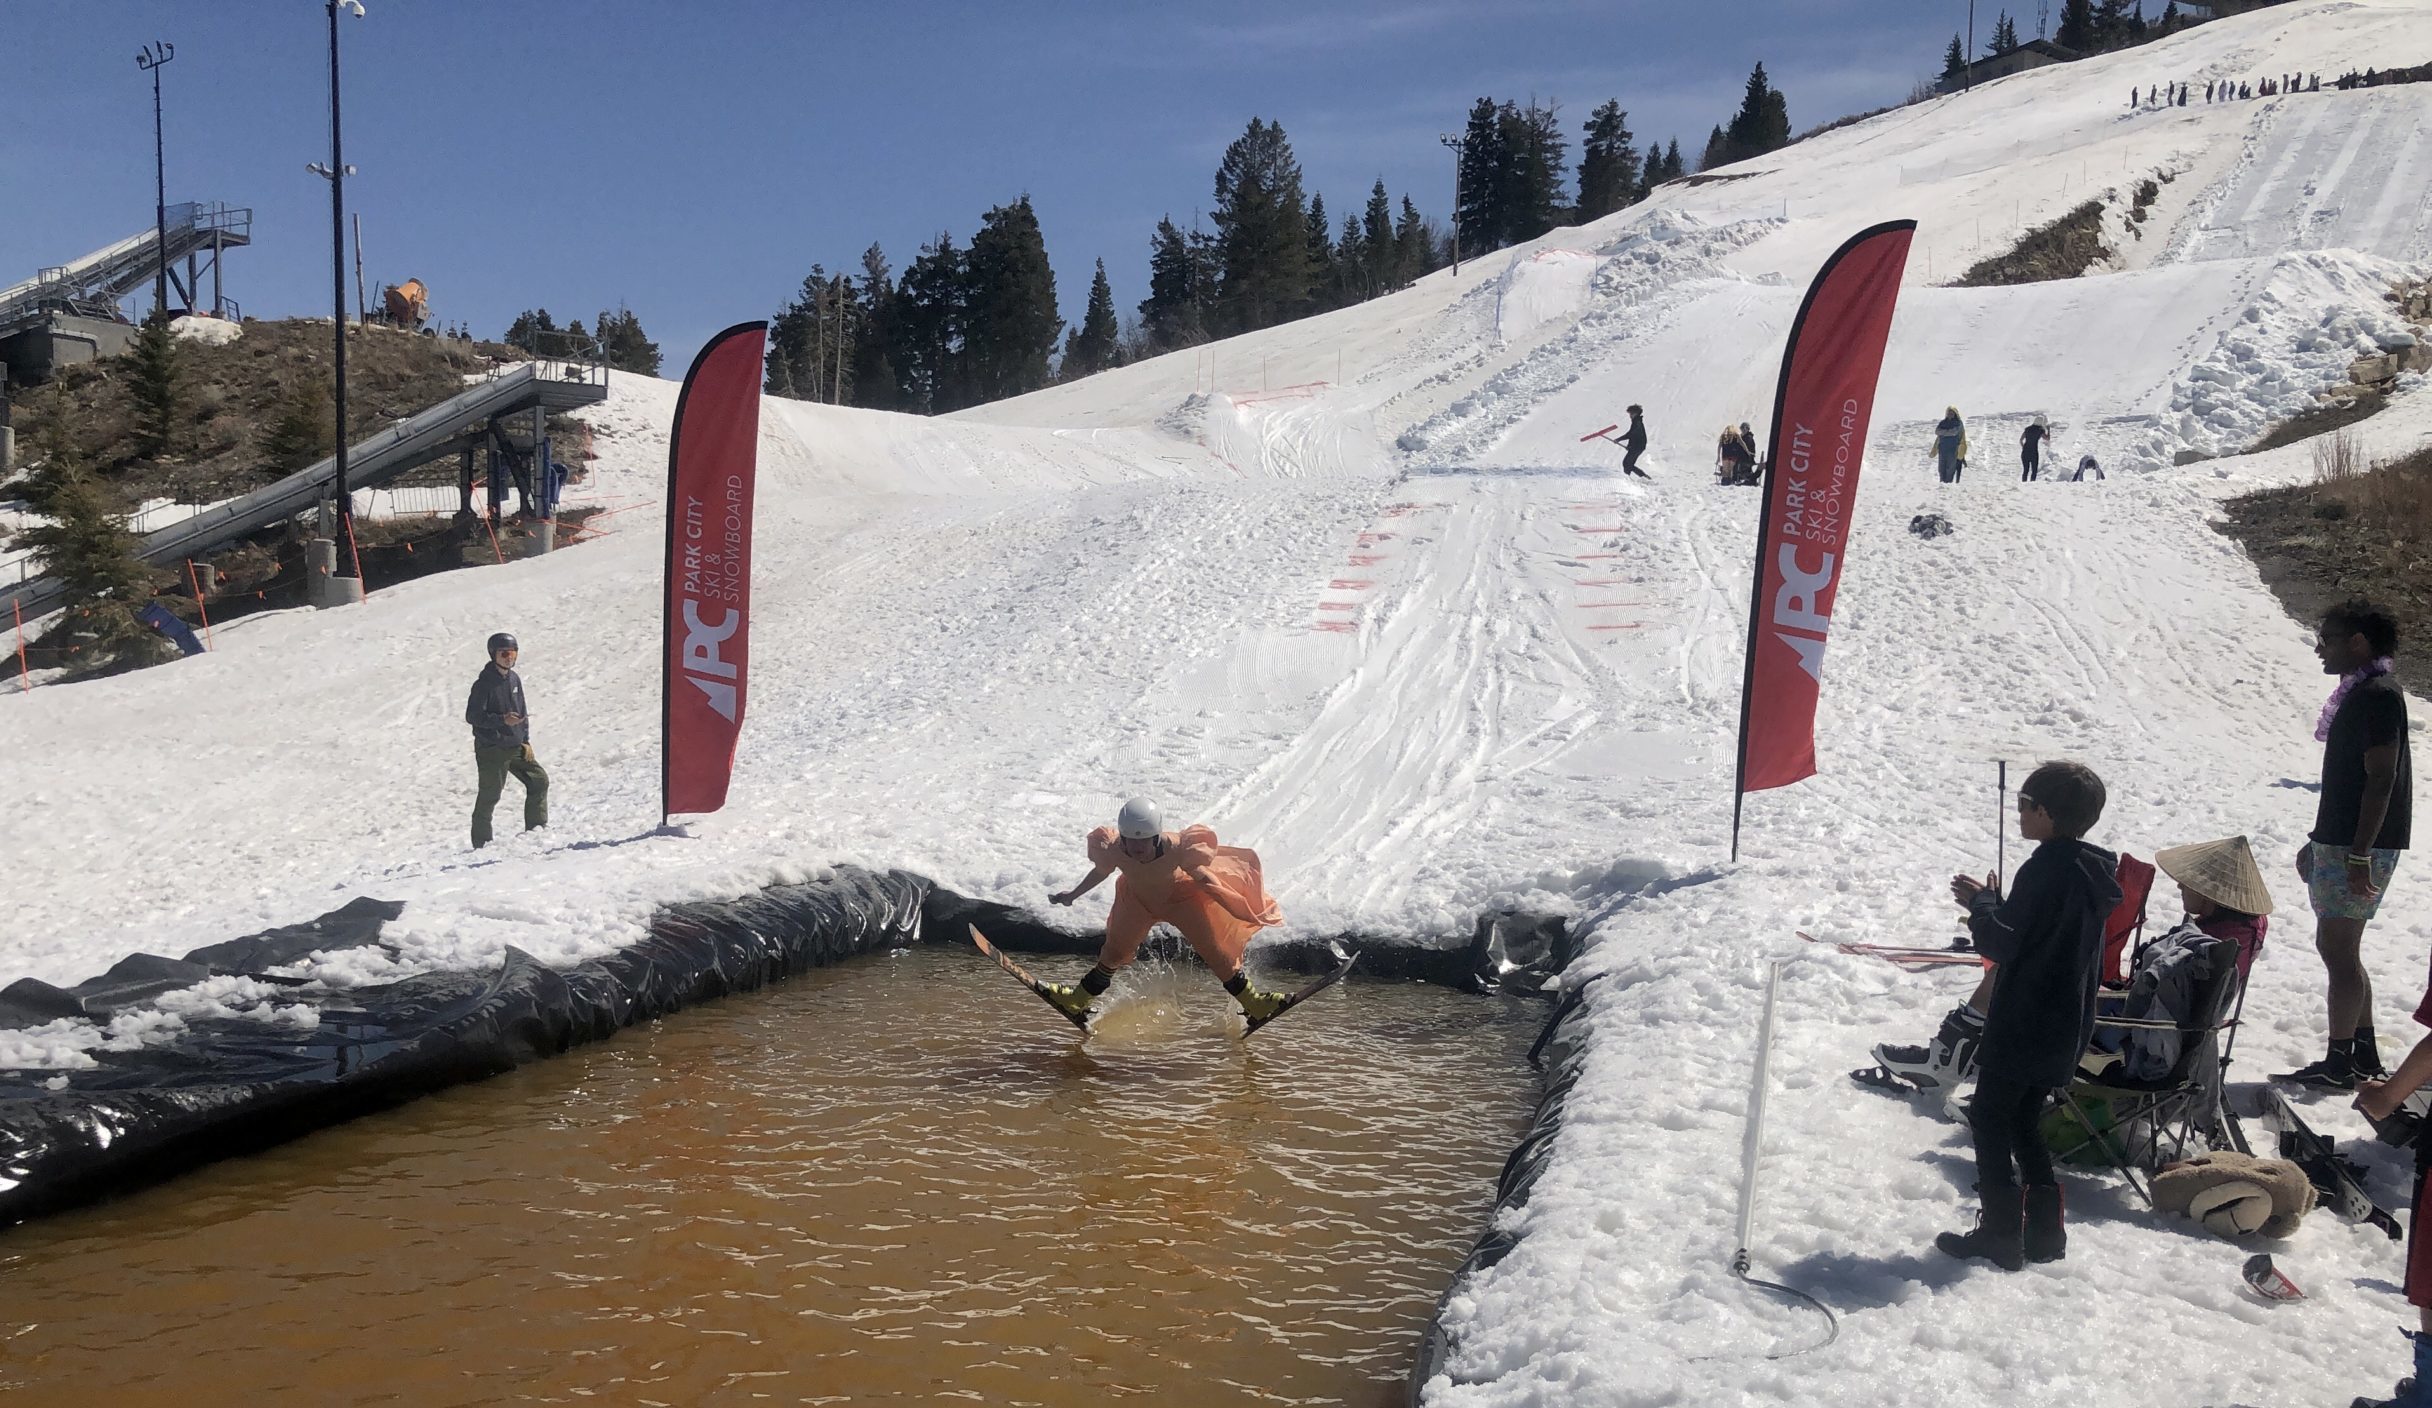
[1044,798,1293,1023]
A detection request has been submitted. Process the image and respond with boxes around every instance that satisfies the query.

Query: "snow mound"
[168,314,242,346]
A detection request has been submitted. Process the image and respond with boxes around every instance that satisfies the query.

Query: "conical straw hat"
[2153,836,2274,917]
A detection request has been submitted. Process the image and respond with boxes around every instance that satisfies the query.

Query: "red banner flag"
[662,321,767,822]
[1732,223,1915,858]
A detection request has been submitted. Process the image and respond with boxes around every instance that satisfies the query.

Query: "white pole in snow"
[1732,958,1783,1262]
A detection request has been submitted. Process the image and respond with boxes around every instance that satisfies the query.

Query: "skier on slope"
[1042,798,1295,1022]
[1619,404,1652,479]
[1935,407,1969,485]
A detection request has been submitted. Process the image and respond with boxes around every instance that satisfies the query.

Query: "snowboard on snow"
[2257,1086,2403,1241]
[1244,945,1359,1037]
[969,925,1092,1032]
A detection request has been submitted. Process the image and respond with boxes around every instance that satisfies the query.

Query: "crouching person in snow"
[466,631,548,848]
[1044,798,1294,1022]
[1936,761,2119,1272]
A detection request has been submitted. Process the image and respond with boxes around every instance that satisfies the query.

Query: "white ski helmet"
[1116,797,1164,840]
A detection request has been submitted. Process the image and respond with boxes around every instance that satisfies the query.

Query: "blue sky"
[1,1,1976,363]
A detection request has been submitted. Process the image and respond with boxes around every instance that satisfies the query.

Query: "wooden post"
[12,599,26,692]
[185,559,215,649]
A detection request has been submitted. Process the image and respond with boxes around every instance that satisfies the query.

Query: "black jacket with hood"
[1966,837,2123,1087]
[465,664,531,750]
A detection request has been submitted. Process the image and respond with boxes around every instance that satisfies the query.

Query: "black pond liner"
[0,869,1573,1395]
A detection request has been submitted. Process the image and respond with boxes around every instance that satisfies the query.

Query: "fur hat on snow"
[2153,1151,2315,1239]
[2155,836,2274,917]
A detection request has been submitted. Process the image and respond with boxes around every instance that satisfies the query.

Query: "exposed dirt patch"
[1956,199,2108,287]
[2217,439,2432,647]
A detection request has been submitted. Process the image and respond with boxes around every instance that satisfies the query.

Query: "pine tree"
[14,444,169,676]
[1209,118,1313,335]
[1944,33,1968,78]
[1062,259,1121,378]
[594,308,662,376]
[126,312,185,463]
[1336,211,1367,303]
[262,377,333,474]
[503,308,559,352]
[1722,63,1791,162]
[892,233,966,414]
[1700,124,1733,172]
[1393,196,1434,284]
[850,243,899,411]
[2057,0,2098,48]
[1660,138,1687,183]
[962,195,1060,404]
[1362,180,1397,295]
[1138,216,1206,351]
[764,345,796,399]
[2157,0,2179,33]
[1454,98,1505,258]
[1576,100,1639,223]
[1992,12,2021,50]
[1304,193,1337,314]
[1498,99,1569,244]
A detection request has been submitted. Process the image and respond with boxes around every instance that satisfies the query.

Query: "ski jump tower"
[0,201,251,386]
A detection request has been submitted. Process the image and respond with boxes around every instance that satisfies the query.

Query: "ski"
[2257,1086,2402,1240]
[968,925,1091,1032]
[1244,946,1358,1036]
[1798,931,1981,970]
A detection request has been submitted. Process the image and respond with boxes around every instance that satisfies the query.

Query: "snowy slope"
[5,0,2432,1402]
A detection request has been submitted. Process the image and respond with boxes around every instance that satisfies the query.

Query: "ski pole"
[1996,760,2007,889]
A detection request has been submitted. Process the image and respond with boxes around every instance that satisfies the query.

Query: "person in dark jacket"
[1935,407,1967,484]
[1936,760,2120,1271]
[2281,598,2412,1090]
[1620,404,1651,479]
[466,631,548,848]
[2020,419,2049,481]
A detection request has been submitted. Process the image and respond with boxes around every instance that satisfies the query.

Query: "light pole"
[135,41,174,321]
[1439,132,1464,277]
[308,1,365,592]
[1968,0,1978,88]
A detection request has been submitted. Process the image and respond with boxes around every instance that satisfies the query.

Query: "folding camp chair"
[2054,931,2245,1206]
[2101,853,2157,987]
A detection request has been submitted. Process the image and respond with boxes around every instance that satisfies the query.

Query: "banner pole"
[11,600,26,693]
[186,559,215,650]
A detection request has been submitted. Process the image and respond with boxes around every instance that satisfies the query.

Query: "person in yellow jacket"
[1044,798,1292,1021]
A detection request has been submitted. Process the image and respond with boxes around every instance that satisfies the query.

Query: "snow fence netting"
[0,867,928,1226]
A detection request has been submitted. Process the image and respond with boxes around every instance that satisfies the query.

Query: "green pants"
[472,744,549,847]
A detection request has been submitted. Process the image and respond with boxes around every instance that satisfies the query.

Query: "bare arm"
[2346,741,2402,895]
[2358,1033,2432,1119]
[1050,861,1117,907]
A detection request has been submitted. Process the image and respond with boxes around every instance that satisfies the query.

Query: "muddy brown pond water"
[0,945,1542,1406]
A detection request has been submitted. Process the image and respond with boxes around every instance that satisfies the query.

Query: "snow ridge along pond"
[4,1,2432,1403]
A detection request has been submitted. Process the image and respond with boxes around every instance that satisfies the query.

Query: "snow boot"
[1227,973,1292,1023]
[2022,1184,2066,1264]
[1042,964,1115,1021]
[1936,1184,2025,1271]
[2351,1330,2432,1408]
[2357,1029,2390,1081]
[1872,1005,1983,1094]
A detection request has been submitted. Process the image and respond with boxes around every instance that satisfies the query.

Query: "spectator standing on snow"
[1740,422,1763,479]
[1620,404,1651,479]
[2278,599,2412,1091]
[1935,407,1968,484]
[466,631,549,848]
[1935,762,2120,1272]
[1716,425,1756,486]
[2021,419,2049,482]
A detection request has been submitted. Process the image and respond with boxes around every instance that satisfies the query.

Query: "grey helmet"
[1116,797,1164,840]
